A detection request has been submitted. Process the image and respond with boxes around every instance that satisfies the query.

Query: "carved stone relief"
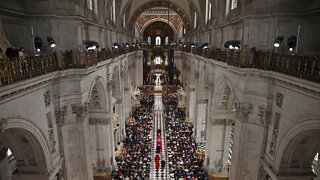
[211,119,235,126]
[71,103,89,122]
[44,91,51,107]
[258,106,271,126]
[48,128,56,153]
[55,106,67,125]
[234,102,253,118]
[269,112,281,155]
[276,92,284,108]
[89,118,109,125]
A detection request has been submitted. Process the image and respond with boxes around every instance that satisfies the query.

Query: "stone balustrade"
[0,47,137,87]
[182,47,320,83]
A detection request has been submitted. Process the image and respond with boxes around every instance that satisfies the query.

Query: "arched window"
[165,36,168,45]
[156,36,161,45]
[231,0,238,10]
[209,3,212,20]
[194,12,197,29]
[112,0,116,23]
[205,0,208,24]
[148,36,151,44]
[86,0,93,10]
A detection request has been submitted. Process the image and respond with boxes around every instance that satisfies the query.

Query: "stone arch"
[128,1,191,31]
[140,18,178,37]
[87,76,113,174]
[274,119,320,177]
[0,118,51,176]
[206,77,239,173]
[213,77,238,111]
[111,66,121,102]
[87,76,108,111]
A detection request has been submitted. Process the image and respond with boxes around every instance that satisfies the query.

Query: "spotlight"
[34,37,43,52]
[201,43,209,49]
[85,41,99,50]
[225,40,240,50]
[113,43,120,49]
[273,36,283,48]
[287,35,297,52]
[47,37,56,48]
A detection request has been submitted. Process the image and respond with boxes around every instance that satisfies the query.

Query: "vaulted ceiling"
[118,0,202,30]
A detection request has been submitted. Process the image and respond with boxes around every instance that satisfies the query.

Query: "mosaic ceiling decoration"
[136,8,183,31]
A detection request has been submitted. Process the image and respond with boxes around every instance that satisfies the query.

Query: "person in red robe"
[155,154,160,170]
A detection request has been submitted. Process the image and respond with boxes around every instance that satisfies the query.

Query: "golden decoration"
[127,116,137,126]
[115,146,127,160]
[184,117,193,126]
[195,148,206,160]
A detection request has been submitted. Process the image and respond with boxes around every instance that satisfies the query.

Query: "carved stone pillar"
[229,102,253,180]
[70,102,93,180]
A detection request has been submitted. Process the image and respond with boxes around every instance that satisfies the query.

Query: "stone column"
[71,103,93,180]
[0,147,10,180]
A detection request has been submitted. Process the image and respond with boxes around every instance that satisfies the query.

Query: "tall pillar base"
[93,173,112,180]
[208,172,229,180]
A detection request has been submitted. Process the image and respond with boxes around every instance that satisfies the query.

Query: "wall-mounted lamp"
[34,37,43,52]
[225,40,240,50]
[287,35,297,52]
[47,37,56,48]
[86,41,99,50]
[273,36,284,48]
[113,43,120,49]
[201,42,209,49]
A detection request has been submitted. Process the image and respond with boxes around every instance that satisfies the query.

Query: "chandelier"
[132,99,141,108]
[184,117,193,126]
[195,148,206,160]
[177,98,185,109]
[115,146,127,160]
[127,116,137,126]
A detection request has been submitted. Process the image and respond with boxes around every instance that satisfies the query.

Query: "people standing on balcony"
[5,44,19,59]
[18,47,26,58]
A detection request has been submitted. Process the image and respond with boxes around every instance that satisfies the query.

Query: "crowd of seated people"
[139,94,154,106]
[113,94,154,180]
[163,94,207,180]
[162,93,178,106]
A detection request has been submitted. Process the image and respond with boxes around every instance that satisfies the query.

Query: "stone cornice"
[182,52,320,100]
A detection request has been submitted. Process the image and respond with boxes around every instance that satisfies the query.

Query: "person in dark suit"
[161,159,166,170]
[5,44,19,59]
[156,144,161,153]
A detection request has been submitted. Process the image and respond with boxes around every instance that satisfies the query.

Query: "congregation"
[114,94,154,179]
[113,93,207,179]
[163,94,207,180]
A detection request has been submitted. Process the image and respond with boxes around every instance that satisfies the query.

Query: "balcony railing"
[182,47,320,83]
[0,47,136,87]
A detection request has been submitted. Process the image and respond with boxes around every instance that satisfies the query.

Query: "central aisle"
[150,93,169,179]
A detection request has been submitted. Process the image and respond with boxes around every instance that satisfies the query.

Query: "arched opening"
[277,129,320,178]
[0,127,49,180]
[88,79,113,176]
[111,67,123,148]
[155,36,161,45]
[143,21,174,45]
[207,79,236,175]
